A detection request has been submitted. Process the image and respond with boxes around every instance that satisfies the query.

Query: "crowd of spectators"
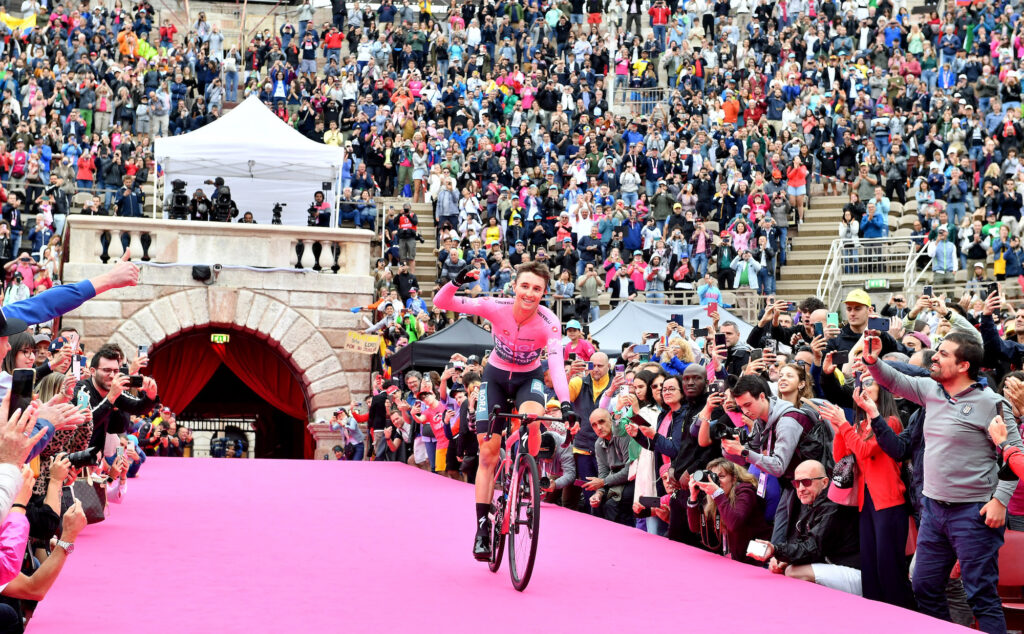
[345,271,1024,633]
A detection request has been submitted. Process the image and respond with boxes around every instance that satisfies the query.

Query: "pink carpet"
[28,458,968,633]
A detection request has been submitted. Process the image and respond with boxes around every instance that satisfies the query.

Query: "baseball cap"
[563,236,572,242]
[937,226,949,234]
[844,289,872,306]
[33,333,51,345]
[545,399,561,409]
[974,262,985,269]
[633,250,643,256]
[566,319,582,331]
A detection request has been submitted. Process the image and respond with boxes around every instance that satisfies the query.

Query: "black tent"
[388,318,493,374]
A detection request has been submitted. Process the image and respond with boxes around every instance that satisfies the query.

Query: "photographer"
[686,458,771,565]
[74,344,158,456]
[206,178,239,222]
[189,188,212,221]
[309,190,331,227]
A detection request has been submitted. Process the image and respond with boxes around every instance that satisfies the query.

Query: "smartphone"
[691,318,701,331]
[10,368,34,414]
[633,344,651,354]
[586,362,595,370]
[813,322,825,338]
[638,496,662,509]
[128,374,144,389]
[670,314,686,326]
[707,302,718,316]
[867,316,890,331]
[987,282,1000,298]
[573,479,588,487]
[787,302,799,312]
[643,332,660,340]
[923,285,933,297]
[827,312,840,328]
[765,339,778,353]
[569,353,578,362]
[76,389,90,411]
[750,349,763,361]
[832,350,850,366]
[72,353,81,380]
[709,379,726,394]
[715,333,727,347]
[693,327,709,337]
[632,417,651,427]
[138,344,148,358]
[746,540,770,560]
[614,364,625,373]
[854,371,863,389]
[413,400,423,409]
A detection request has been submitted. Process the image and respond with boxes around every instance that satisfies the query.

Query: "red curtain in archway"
[210,343,307,420]
[148,333,309,421]
[147,338,223,413]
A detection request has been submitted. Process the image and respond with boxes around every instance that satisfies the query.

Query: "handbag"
[827,454,860,507]
[60,475,107,525]
[831,453,856,488]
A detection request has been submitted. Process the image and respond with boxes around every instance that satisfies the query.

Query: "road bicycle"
[483,405,574,592]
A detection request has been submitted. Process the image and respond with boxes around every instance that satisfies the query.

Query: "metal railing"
[816,237,929,310]
[612,86,671,120]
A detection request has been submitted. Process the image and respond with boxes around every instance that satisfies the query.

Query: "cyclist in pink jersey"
[433,261,573,560]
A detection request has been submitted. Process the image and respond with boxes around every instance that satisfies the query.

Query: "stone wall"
[61,217,377,424]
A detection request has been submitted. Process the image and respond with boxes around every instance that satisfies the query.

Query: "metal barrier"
[612,86,672,120]
[816,237,930,310]
[431,286,766,326]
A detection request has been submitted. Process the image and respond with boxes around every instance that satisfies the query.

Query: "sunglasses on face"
[794,476,827,488]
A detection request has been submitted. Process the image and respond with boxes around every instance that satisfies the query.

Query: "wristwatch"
[56,540,74,556]
[741,448,750,459]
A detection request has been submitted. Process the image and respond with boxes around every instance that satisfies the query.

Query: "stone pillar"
[307,421,345,460]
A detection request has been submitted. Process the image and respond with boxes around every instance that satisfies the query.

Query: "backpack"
[10,151,26,179]
[791,399,836,477]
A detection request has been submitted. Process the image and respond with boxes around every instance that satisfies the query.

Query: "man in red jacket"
[648,0,669,51]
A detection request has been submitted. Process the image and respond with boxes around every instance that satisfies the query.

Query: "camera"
[209,184,238,222]
[272,202,286,225]
[691,469,720,486]
[128,374,144,388]
[168,179,189,220]
[66,447,101,469]
[710,424,750,444]
[307,203,322,227]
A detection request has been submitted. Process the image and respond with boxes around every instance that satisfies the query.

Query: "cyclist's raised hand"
[454,266,480,287]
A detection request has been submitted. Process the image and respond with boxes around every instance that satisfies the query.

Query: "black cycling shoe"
[473,522,492,561]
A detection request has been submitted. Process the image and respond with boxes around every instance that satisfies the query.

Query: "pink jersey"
[433,282,571,403]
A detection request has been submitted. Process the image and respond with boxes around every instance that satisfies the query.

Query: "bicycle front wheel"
[488,459,508,574]
[508,453,540,591]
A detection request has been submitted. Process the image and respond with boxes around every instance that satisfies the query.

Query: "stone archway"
[105,288,352,420]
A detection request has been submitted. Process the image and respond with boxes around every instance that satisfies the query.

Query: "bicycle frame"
[486,411,560,537]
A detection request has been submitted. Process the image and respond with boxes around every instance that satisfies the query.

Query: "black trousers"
[861,488,917,609]
[885,177,907,205]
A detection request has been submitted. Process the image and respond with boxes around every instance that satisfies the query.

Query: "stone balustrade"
[66,215,372,273]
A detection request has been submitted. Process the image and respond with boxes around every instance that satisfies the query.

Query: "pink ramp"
[29,459,968,633]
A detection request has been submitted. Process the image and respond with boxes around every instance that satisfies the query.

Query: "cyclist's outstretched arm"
[546,335,572,404]
[432,279,490,319]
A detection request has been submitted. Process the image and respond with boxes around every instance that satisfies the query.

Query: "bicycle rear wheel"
[487,460,508,573]
[508,453,540,591]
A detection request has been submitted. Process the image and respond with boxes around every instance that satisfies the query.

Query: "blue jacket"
[4,280,96,325]
[860,211,886,238]
[620,219,644,251]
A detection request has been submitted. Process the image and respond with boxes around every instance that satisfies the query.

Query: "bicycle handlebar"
[484,404,578,448]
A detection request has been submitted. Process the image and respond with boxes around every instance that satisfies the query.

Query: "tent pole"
[152,163,158,219]
[331,162,341,229]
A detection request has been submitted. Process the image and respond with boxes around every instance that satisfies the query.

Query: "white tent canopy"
[153,96,344,225]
